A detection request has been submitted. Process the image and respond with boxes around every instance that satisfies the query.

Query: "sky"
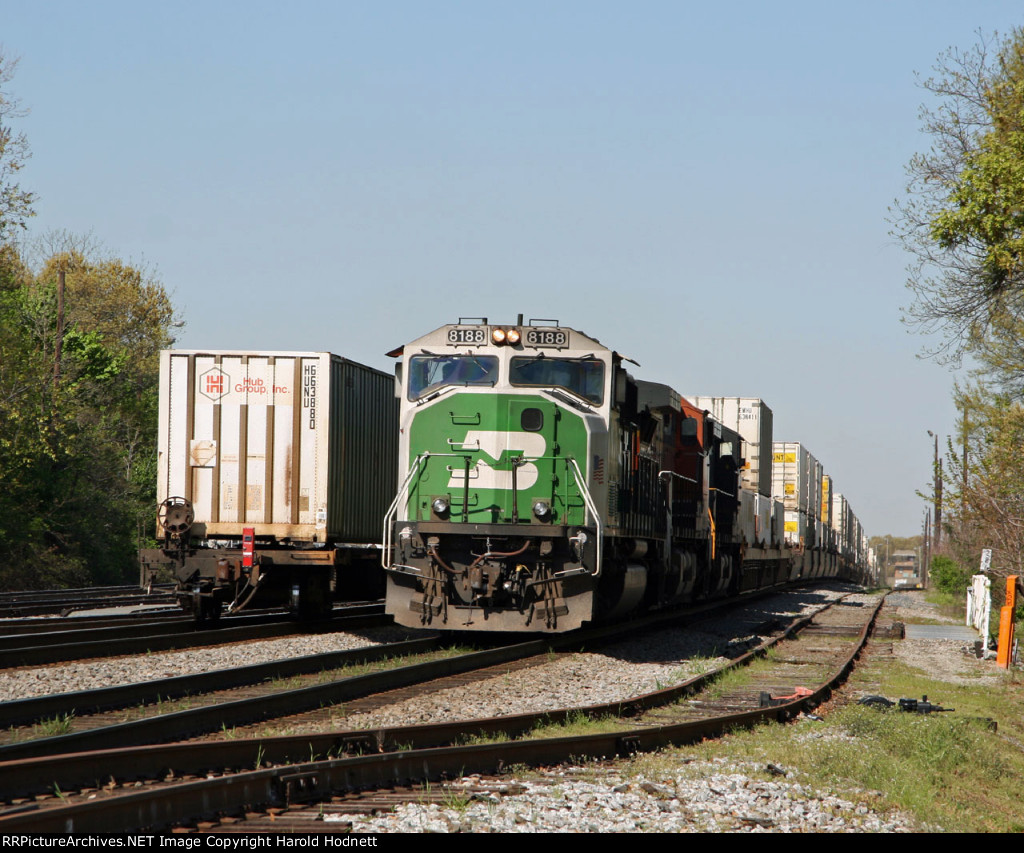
[4,0,1023,538]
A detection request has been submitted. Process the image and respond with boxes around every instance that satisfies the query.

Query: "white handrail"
[382,454,428,569]
[567,457,603,578]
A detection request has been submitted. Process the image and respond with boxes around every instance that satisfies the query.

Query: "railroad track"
[0,585,889,832]
[0,585,177,618]
[0,602,387,667]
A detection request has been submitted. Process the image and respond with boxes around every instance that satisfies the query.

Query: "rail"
[0,591,883,831]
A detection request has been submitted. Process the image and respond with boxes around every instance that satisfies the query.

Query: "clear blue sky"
[5,1,1022,538]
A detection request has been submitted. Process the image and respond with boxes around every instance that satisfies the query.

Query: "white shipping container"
[156,350,397,543]
[783,510,806,546]
[738,490,774,547]
[772,442,815,513]
[808,455,823,523]
[688,397,773,496]
[820,474,833,526]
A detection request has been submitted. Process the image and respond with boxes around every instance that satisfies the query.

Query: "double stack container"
[686,397,774,497]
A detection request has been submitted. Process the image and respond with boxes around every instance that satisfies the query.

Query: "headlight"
[506,328,521,344]
[532,500,551,519]
[432,498,450,515]
[491,328,507,344]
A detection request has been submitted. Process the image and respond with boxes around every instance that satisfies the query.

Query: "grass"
[631,657,1024,832]
[528,711,625,739]
[699,664,752,700]
[32,712,75,739]
[418,780,474,812]
[921,590,966,621]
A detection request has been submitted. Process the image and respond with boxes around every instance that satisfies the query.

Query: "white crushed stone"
[0,626,418,700]
[886,590,1005,687]
[327,760,915,833]
[2,583,925,832]
[287,586,865,734]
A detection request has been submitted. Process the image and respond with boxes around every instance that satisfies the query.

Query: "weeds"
[34,712,75,739]
[438,787,473,812]
[658,656,1024,832]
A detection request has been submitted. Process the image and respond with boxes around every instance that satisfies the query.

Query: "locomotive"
[383,317,873,633]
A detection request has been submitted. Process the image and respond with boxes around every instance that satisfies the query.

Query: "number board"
[524,328,569,349]
[446,327,487,345]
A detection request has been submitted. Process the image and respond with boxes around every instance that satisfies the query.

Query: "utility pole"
[928,430,942,550]
[923,508,931,583]
[962,402,969,511]
[53,269,65,389]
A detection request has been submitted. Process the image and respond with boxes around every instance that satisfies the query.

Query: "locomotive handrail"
[566,456,603,578]
[384,452,603,577]
[382,454,430,569]
[383,451,481,566]
[658,470,698,484]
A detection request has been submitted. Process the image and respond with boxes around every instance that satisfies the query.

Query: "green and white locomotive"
[382,317,809,633]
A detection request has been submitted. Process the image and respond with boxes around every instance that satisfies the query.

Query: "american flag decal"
[592,454,604,484]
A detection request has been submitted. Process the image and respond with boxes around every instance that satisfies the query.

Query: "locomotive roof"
[387,318,635,362]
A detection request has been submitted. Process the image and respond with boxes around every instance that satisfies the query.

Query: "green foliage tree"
[895,30,1024,592]
[930,554,972,595]
[0,50,34,242]
[0,244,180,589]
[942,384,1024,580]
[891,28,1024,364]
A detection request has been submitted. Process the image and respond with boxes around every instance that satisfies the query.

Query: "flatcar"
[382,317,873,633]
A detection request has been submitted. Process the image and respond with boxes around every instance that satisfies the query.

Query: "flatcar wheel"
[294,569,332,620]
[194,596,221,627]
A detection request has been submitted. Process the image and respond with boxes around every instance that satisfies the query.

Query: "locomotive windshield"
[509,356,605,404]
[408,355,499,400]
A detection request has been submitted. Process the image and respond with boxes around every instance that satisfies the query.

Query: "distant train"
[139,350,397,623]
[383,317,876,633]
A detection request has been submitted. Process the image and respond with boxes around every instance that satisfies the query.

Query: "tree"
[891,28,1024,363]
[0,243,181,589]
[941,383,1024,580]
[0,49,34,242]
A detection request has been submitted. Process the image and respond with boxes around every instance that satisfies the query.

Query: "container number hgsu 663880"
[447,328,486,345]
[524,328,568,347]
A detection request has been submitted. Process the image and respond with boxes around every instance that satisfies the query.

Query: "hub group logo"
[199,368,229,401]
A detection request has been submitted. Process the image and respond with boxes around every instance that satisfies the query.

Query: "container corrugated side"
[155,350,396,543]
[326,356,399,543]
[687,397,773,497]
[808,454,822,523]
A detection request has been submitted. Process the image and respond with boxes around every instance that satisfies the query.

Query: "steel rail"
[0,627,433,731]
[0,604,385,667]
[0,580,842,760]
[0,591,882,832]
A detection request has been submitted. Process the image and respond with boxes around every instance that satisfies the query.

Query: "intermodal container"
[155,350,397,543]
[687,397,773,497]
